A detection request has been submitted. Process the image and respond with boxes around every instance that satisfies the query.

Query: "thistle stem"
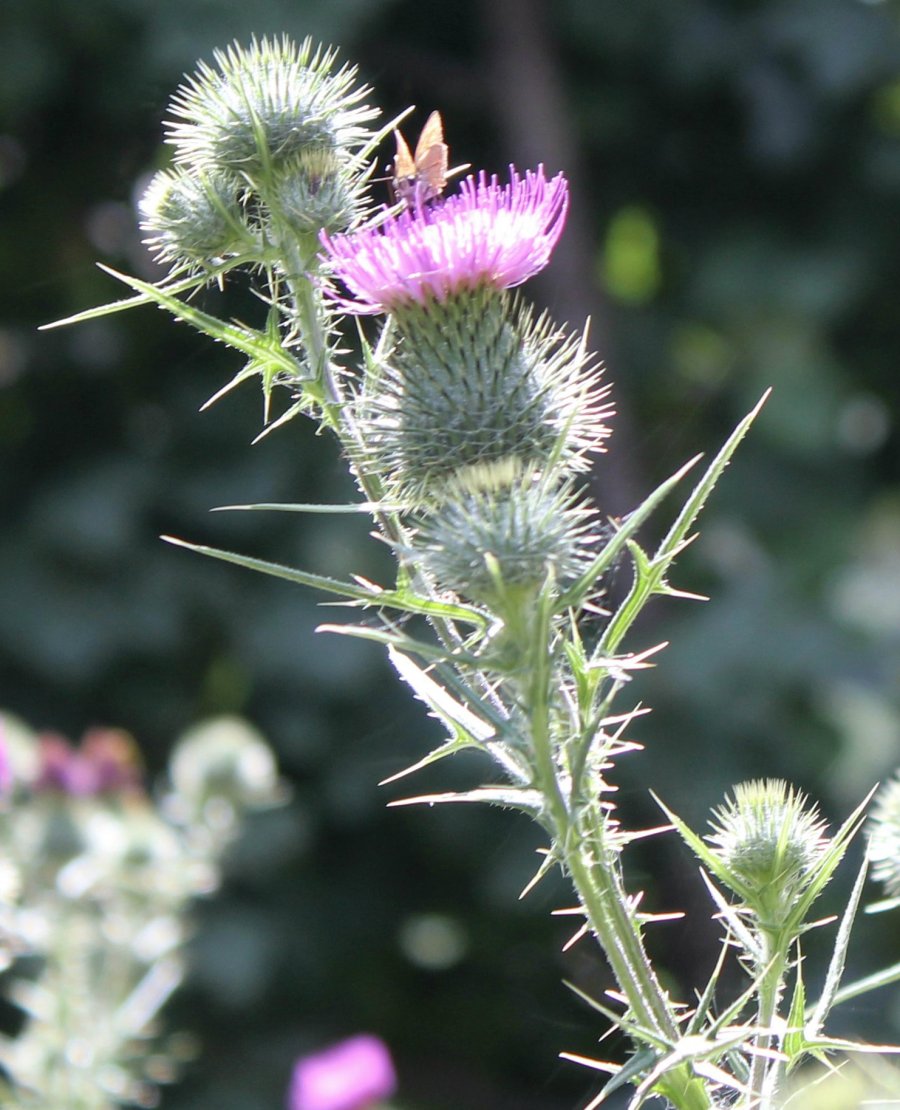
[522,604,711,1110]
[746,933,790,1109]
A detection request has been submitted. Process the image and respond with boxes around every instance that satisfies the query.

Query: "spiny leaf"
[783,952,807,1064]
[318,622,485,668]
[559,453,702,609]
[387,787,544,815]
[807,853,869,1035]
[655,390,770,564]
[162,536,486,626]
[386,646,496,743]
[789,786,876,931]
[39,270,210,329]
[827,959,900,1010]
[652,793,755,907]
[94,265,306,379]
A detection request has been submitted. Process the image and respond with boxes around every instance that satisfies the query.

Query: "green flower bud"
[356,287,611,499]
[411,458,596,609]
[168,716,281,829]
[706,779,829,927]
[165,37,377,183]
[269,147,361,239]
[140,167,256,270]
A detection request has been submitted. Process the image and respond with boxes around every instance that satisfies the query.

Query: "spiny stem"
[746,933,790,1108]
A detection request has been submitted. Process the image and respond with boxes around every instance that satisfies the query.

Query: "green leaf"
[652,793,756,907]
[212,501,410,514]
[162,536,487,627]
[163,535,382,601]
[558,453,702,609]
[94,265,307,381]
[654,390,770,564]
[597,393,769,657]
[387,786,544,816]
[386,646,495,743]
[788,786,876,932]
[39,270,210,329]
[318,622,485,668]
[807,853,869,1035]
[827,959,900,1010]
[783,951,807,1064]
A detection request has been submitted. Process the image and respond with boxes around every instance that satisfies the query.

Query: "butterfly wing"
[414,111,448,199]
[393,128,416,183]
[392,111,449,205]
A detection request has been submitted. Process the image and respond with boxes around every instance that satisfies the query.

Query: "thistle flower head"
[320,167,568,314]
[165,37,377,178]
[868,774,900,897]
[706,779,829,926]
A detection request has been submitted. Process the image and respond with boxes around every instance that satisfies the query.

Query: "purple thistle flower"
[0,726,12,799]
[287,1034,397,1110]
[321,167,568,313]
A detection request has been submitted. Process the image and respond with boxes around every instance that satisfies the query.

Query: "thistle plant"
[0,713,281,1109]
[48,36,900,1109]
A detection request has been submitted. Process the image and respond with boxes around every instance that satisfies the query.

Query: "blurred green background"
[2,0,900,1106]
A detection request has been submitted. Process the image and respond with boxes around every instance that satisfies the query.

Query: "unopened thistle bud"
[411,459,596,610]
[868,774,900,898]
[139,167,257,270]
[706,779,829,927]
[168,716,281,826]
[165,37,376,180]
[269,147,362,239]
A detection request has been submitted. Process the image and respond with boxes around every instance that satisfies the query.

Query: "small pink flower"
[34,728,143,797]
[320,167,568,313]
[287,1035,396,1110]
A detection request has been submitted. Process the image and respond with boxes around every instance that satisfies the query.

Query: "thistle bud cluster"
[0,713,282,1110]
[140,37,378,274]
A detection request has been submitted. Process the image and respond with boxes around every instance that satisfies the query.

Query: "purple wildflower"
[34,728,144,797]
[287,1034,397,1110]
[321,167,568,313]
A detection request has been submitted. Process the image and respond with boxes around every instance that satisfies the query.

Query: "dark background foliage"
[2,0,900,1106]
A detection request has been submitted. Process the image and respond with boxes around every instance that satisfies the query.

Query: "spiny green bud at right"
[410,458,596,609]
[706,779,829,926]
[867,773,900,898]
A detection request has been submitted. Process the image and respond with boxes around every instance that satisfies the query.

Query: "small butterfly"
[391,111,467,207]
